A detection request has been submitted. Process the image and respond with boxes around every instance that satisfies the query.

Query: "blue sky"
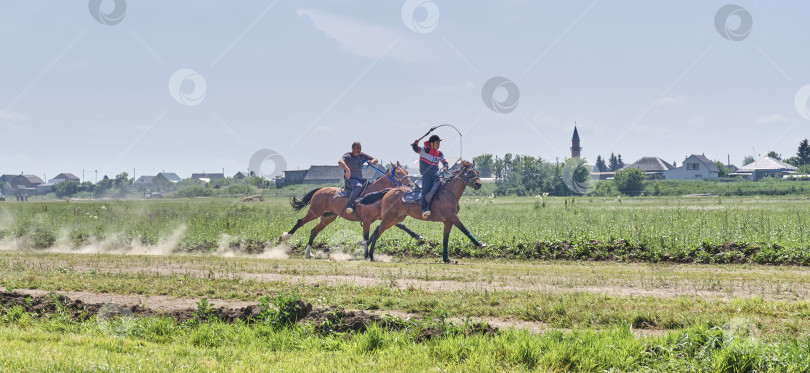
[1,1,809,181]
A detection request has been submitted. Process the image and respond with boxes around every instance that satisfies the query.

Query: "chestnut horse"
[360,160,486,262]
[278,162,424,257]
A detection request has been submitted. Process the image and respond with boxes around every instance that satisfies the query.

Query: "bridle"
[442,163,480,186]
[365,162,412,187]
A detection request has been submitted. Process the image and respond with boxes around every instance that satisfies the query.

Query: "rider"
[338,142,379,214]
[411,134,449,219]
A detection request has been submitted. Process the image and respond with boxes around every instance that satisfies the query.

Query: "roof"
[157,172,182,182]
[233,171,249,178]
[53,173,80,181]
[134,176,155,183]
[572,126,580,141]
[303,165,379,181]
[191,173,224,180]
[623,157,674,172]
[690,155,721,173]
[14,175,44,185]
[738,156,798,172]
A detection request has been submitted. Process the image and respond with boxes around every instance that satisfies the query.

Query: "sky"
[1,0,810,181]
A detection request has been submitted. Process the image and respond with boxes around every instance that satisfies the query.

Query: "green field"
[2,196,810,371]
[2,195,810,264]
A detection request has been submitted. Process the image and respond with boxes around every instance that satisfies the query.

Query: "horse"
[278,162,425,257]
[360,160,486,263]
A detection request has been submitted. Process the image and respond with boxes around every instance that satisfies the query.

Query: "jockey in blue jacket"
[338,142,378,214]
[411,134,448,219]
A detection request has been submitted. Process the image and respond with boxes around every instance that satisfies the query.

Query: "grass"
[2,303,810,371]
[3,253,810,341]
[2,195,810,265]
[2,196,810,370]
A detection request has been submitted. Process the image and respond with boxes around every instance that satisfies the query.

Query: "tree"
[595,155,607,172]
[743,156,755,166]
[113,172,131,196]
[472,154,494,178]
[617,155,625,169]
[54,180,79,197]
[767,151,781,160]
[713,161,730,177]
[613,168,645,196]
[784,156,800,167]
[94,176,113,197]
[797,139,810,166]
[608,153,619,172]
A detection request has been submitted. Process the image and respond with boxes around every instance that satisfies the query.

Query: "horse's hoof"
[478,242,487,248]
[280,233,292,242]
[304,245,314,258]
[443,259,458,264]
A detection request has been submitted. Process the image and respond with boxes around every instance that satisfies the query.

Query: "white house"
[663,155,720,180]
[730,156,798,180]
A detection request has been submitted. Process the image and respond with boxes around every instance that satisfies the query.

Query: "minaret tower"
[571,125,582,158]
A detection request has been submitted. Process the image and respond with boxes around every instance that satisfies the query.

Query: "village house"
[663,155,720,180]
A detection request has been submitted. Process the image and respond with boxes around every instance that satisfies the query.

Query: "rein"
[365,161,406,187]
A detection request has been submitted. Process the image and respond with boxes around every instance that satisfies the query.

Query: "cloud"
[0,112,28,121]
[5,123,27,131]
[314,125,332,133]
[755,114,789,125]
[297,9,450,64]
[530,112,554,126]
[687,115,706,126]
[423,81,476,93]
[656,95,686,106]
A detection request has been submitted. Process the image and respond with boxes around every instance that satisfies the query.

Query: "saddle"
[403,181,441,204]
[336,179,369,199]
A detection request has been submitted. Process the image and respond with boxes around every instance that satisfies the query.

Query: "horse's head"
[388,161,414,187]
[456,160,482,190]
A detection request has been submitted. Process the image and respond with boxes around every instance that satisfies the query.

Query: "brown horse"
[278,162,424,257]
[360,160,486,262]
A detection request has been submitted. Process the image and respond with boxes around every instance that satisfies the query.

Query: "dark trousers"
[345,178,365,209]
[421,172,439,212]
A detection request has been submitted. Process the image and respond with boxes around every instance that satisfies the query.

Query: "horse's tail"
[357,189,390,205]
[290,188,321,211]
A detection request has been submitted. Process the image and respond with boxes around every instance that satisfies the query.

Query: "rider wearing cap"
[411,134,449,219]
[339,142,379,214]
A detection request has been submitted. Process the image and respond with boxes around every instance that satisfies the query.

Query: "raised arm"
[411,139,420,153]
